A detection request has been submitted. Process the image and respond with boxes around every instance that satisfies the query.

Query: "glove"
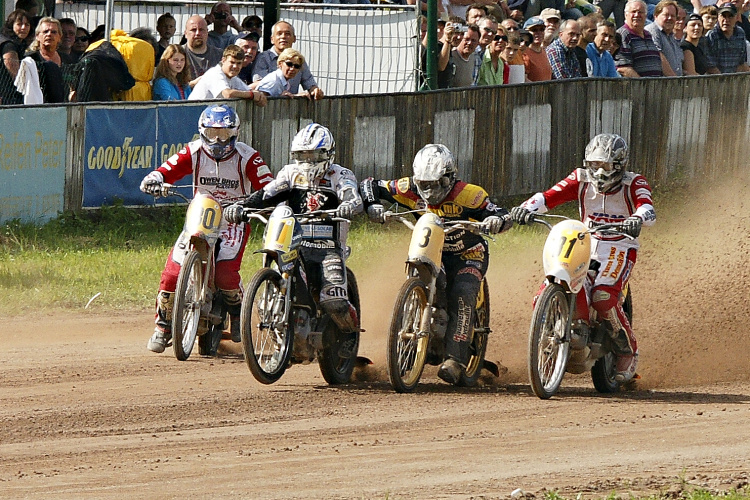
[620,216,642,238]
[366,204,385,223]
[336,202,355,220]
[485,215,512,234]
[510,206,533,225]
[140,171,164,196]
[224,204,247,224]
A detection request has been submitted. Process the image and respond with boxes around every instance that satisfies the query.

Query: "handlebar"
[382,210,496,235]
[524,212,635,240]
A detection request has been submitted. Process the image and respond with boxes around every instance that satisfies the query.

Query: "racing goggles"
[203,127,237,144]
[584,160,615,171]
[415,176,452,192]
[291,150,329,163]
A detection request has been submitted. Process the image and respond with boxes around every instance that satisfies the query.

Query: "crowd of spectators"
[1,0,749,104]
[420,0,750,87]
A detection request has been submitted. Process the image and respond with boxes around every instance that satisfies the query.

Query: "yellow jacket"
[88,30,154,101]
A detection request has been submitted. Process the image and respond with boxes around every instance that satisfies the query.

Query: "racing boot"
[615,352,638,383]
[147,291,173,353]
[222,288,243,343]
[437,358,465,385]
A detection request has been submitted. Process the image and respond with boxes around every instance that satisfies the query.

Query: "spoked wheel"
[319,268,361,385]
[528,283,571,399]
[387,277,430,393]
[241,267,293,384]
[172,250,203,361]
[592,290,633,393]
[459,279,491,387]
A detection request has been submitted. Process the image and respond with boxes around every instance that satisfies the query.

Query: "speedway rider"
[511,133,656,383]
[360,144,513,385]
[140,104,273,353]
[224,123,363,337]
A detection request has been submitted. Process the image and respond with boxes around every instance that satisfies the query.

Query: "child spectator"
[153,44,192,100]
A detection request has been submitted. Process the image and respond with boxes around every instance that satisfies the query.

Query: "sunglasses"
[482,27,496,34]
[75,35,89,42]
[284,60,302,69]
[493,34,508,42]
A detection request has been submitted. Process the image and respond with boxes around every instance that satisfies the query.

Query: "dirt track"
[1,177,749,499]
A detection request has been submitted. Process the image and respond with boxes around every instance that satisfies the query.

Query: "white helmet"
[412,144,457,205]
[290,123,335,183]
[584,133,628,193]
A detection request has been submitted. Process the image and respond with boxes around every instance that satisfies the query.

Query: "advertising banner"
[0,107,67,224]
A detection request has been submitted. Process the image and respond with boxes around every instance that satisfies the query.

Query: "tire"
[459,279,490,387]
[528,283,571,399]
[387,277,430,393]
[241,267,293,384]
[318,268,361,385]
[591,288,633,393]
[172,250,203,361]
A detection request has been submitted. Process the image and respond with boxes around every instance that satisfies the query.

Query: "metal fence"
[56,1,419,96]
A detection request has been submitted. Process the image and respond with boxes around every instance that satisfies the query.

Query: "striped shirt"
[615,24,664,77]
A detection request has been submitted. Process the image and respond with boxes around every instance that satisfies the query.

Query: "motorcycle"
[384,210,500,393]
[524,214,634,399]
[239,205,365,385]
[155,184,233,360]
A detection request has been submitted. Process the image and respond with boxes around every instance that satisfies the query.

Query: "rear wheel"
[592,290,634,393]
[172,250,203,361]
[318,268,361,385]
[387,277,430,393]
[459,279,490,387]
[528,283,570,399]
[241,267,293,384]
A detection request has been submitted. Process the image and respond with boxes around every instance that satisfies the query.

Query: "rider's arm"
[627,173,656,227]
[336,167,364,215]
[525,169,584,212]
[237,146,274,190]
[151,140,201,184]
[360,176,421,211]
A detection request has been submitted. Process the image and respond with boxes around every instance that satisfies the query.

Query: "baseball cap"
[717,2,737,15]
[519,28,533,43]
[237,31,260,42]
[687,13,702,22]
[523,16,545,28]
[540,8,562,20]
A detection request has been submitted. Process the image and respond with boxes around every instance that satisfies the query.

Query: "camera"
[454,24,468,33]
[213,12,227,20]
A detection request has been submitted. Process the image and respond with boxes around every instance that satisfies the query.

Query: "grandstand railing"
[57,1,420,96]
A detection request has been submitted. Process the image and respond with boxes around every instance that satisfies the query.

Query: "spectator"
[502,31,527,81]
[155,13,176,62]
[256,48,313,98]
[586,19,621,75]
[89,24,105,45]
[478,27,508,84]
[466,4,489,25]
[26,16,67,102]
[14,0,40,33]
[575,14,602,74]
[420,16,458,89]
[523,16,554,79]
[153,44,192,100]
[611,30,623,55]
[701,5,719,32]
[501,18,521,35]
[70,27,90,62]
[0,9,30,105]
[645,0,683,75]
[705,2,750,72]
[235,31,260,84]
[87,29,154,101]
[241,15,263,39]
[130,27,159,63]
[596,0,627,29]
[541,8,562,46]
[205,1,242,51]
[546,18,584,77]
[73,39,135,102]
[674,6,687,40]
[615,0,664,76]
[189,44,267,105]
[448,0,481,22]
[681,13,709,74]
[252,21,323,100]
[182,15,223,84]
[477,16,499,55]
[57,18,75,62]
[450,24,481,86]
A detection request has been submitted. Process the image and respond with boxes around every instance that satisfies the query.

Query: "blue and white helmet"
[290,123,335,182]
[199,104,240,160]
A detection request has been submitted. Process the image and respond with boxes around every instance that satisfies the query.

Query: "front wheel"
[241,267,293,384]
[172,250,203,361]
[318,268,361,385]
[528,283,571,399]
[387,277,430,393]
[459,279,490,387]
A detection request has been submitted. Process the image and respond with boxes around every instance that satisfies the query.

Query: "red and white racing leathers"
[521,168,656,355]
[154,139,273,295]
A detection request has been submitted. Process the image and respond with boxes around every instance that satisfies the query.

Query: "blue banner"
[0,107,67,224]
[83,105,206,208]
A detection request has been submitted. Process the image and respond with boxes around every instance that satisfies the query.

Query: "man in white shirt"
[189,45,267,106]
